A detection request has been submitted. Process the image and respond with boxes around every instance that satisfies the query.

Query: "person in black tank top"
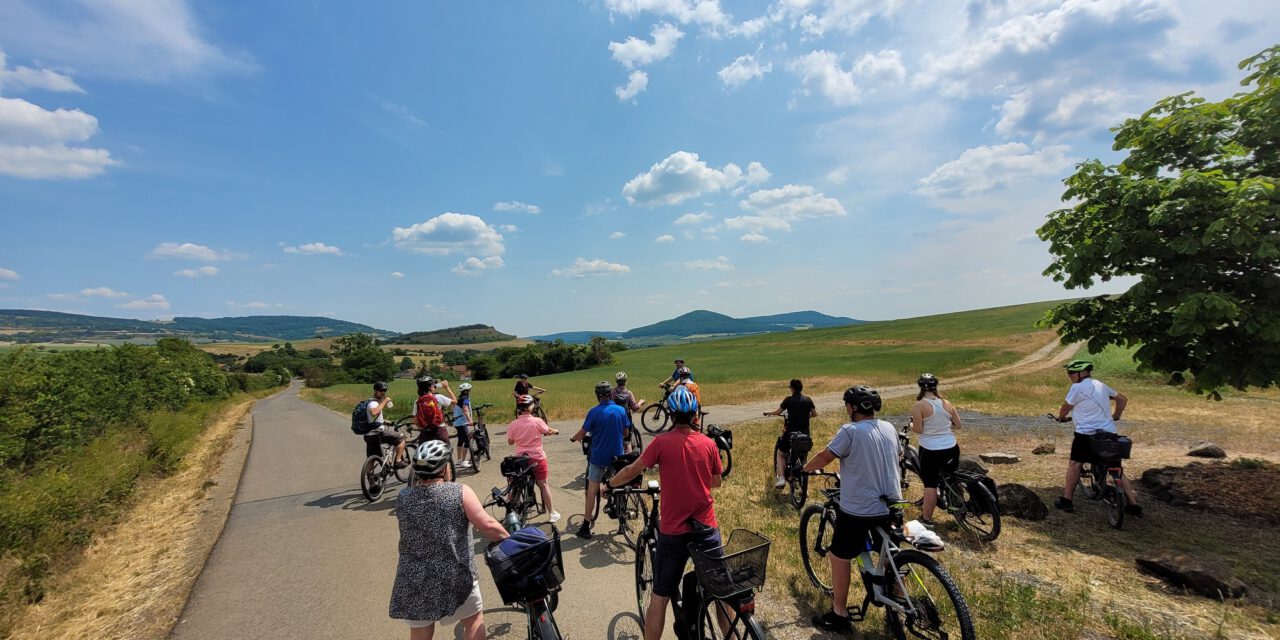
[763,379,817,488]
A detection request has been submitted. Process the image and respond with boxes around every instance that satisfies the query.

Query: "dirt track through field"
[171,338,1078,639]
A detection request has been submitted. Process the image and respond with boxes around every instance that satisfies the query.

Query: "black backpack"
[351,399,376,435]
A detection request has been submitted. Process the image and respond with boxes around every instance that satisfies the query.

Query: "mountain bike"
[898,425,1001,541]
[1047,415,1131,529]
[704,419,734,479]
[358,417,415,502]
[485,523,564,639]
[600,453,648,548]
[486,455,543,532]
[515,390,550,420]
[615,482,769,639]
[640,384,675,433]
[777,424,814,510]
[799,471,975,640]
[462,403,495,472]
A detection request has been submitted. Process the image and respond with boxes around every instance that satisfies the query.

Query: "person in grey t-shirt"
[801,385,901,633]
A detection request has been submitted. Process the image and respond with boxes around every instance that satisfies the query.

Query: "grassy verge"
[0,389,276,635]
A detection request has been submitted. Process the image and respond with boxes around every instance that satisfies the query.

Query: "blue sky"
[1,1,1276,336]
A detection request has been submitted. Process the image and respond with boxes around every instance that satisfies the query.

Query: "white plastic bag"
[904,520,945,551]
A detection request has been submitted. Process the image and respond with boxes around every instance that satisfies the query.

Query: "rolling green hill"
[622,310,785,338]
[383,324,516,345]
[0,310,394,343]
[741,310,863,329]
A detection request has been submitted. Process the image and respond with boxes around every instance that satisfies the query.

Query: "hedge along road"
[172,338,1078,639]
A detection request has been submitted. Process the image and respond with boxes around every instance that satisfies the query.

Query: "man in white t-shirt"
[1053,360,1141,516]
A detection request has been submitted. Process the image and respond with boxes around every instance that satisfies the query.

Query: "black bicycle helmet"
[594,381,612,398]
[917,373,939,391]
[843,385,882,413]
[415,376,434,395]
[373,381,389,392]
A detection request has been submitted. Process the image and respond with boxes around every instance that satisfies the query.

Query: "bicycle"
[775,421,813,510]
[897,425,1001,541]
[485,455,543,532]
[516,391,550,421]
[358,416,415,502]
[799,470,975,640]
[485,523,565,639]
[640,384,675,433]
[460,402,495,473]
[1047,414,1131,529]
[704,419,733,479]
[615,482,769,639]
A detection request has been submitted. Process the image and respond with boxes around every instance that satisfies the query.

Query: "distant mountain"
[384,324,516,345]
[528,331,625,343]
[742,310,864,329]
[623,310,785,338]
[0,310,394,343]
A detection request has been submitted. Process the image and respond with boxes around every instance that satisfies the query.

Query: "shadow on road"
[606,611,644,639]
[561,534,632,569]
[303,488,399,514]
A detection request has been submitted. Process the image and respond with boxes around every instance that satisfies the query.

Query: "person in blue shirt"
[658,358,693,388]
[569,381,629,539]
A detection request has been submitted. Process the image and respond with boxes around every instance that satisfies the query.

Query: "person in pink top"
[507,394,561,523]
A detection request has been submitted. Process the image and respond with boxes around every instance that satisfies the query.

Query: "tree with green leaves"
[1038,46,1279,395]
[330,332,378,356]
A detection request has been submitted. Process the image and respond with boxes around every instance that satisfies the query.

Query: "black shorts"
[653,526,722,598]
[454,423,471,447]
[830,510,893,560]
[363,430,404,458]
[918,445,960,489]
[1070,432,1095,463]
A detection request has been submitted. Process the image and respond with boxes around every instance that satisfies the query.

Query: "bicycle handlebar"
[1046,413,1072,423]
[608,480,661,496]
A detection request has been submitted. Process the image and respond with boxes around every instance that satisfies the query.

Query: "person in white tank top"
[909,373,964,524]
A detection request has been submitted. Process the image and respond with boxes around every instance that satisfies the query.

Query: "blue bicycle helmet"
[667,385,699,414]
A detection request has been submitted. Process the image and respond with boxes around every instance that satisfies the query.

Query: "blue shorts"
[654,527,722,598]
[587,463,608,483]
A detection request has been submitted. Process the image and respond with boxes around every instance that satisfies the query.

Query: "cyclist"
[610,372,645,452]
[658,358,693,388]
[605,386,723,640]
[569,381,629,539]
[452,382,475,470]
[909,373,963,525]
[764,378,817,489]
[389,440,509,640]
[512,374,546,410]
[414,377,452,480]
[1053,360,1141,516]
[430,380,462,468]
[507,394,562,523]
[362,381,407,467]
[801,385,901,633]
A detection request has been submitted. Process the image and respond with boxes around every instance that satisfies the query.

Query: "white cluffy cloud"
[605,0,732,32]
[610,23,684,69]
[616,70,649,102]
[81,286,129,298]
[718,53,771,90]
[175,266,219,278]
[119,294,169,310]
[0,267,19,280]
[150,242,229,261]
[916,143,1073,197]
[494,201,541,214]
[453,256,505,276]
[687,256,733,271]
[725,184,847,235]
[674,212,712,225]
[552,258,631,278]
[0,58,118,179]
[390,271,405,278]
[283,242,343,256]
[788,48,906,107]
[623,151,768,206]
[656,234,675,243]
[739,232,769,243]
[392,213,505,257]
[0,50,82,93]
[609,231,626,239]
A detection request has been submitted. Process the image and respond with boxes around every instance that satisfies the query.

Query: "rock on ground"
[979,452,1021,464]
[958,456,988,475]
[1135,550,1247,600]
[996,483,1048,521]
[1187,442,1226,458]
[1032,443,1055,455]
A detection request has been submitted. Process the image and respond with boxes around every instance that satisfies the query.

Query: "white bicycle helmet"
[413,440,451,474]
[615,371,628,382]
[458,382,473,392]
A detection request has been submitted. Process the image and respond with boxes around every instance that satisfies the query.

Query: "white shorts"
[402,580,483,629]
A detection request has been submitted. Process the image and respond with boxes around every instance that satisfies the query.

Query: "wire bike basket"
[688,529,770,599]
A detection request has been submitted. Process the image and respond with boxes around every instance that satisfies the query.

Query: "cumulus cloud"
[81,286,129,298]
[0,267,19,280]
[718,54,771,89]
[687,256,733,270]
[788,50,860,106]
[392,213,505,257]
[656,234,675,243]
[623,151,767,206]
[452,256,505,276]
[498,224,519,233]
[390,271,405,278]
[675,212,712,225]
[740,232,769,243]
[150,242,228,261]
[724,184,847,233]
[0,92,118,179]
[551,258,632,278]
[175,266,219,278]
[610,23,684,69]
[494,201,541,214]
[616,70,649,102]
[853,49,906,83]
[609,231,626,239]
[780,0,906,38]
[0,50,82,93]
[916,143,1074,197]
[605,0,732,32]
[119,294,169,310]
[283,242,343,256]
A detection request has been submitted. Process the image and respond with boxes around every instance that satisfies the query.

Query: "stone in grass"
[996,483,1048,521]
[1032,443,1056,455]
[1135,550,1247,600]
[979,452,1020,465]
[957,456,988,475]
[1187,442,1226,459]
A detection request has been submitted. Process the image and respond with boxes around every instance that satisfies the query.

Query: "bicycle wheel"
[718,443,733,479]
[533,403,548,422]
[635,537,656,620]
[530,599,562,640]
[1102,471,1125,530]
[640,404,668,433]
[360,455,385,502]
[1077,462,1100,499]
[629,426,644,452]
[952,480,1001,542]
[788,473,808,510]
[884,549,976,640]
[799,504,835,595]
[900,450,926,507]
[617,494,644,549]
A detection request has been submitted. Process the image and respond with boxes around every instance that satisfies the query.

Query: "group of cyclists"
[367,356,1136,639]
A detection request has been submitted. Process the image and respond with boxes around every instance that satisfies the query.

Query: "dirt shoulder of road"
[5,390,266,640]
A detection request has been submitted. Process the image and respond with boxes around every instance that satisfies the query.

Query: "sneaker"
[918,518,936,529]
[812,610,852,632]
[774,477,786,489]
[1125,504,1144,518]
[576,520,593,539]
[549,511,562,523]
[457,460,472,469]
[1054,497,1074,513]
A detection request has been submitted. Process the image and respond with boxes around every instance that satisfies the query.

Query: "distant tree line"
[460,336,626,380]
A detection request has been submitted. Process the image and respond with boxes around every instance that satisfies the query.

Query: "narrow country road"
[171,338,1077,639]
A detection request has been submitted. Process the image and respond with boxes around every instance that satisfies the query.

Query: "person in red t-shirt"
[413,376,452,480]
[605,386,721,640]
